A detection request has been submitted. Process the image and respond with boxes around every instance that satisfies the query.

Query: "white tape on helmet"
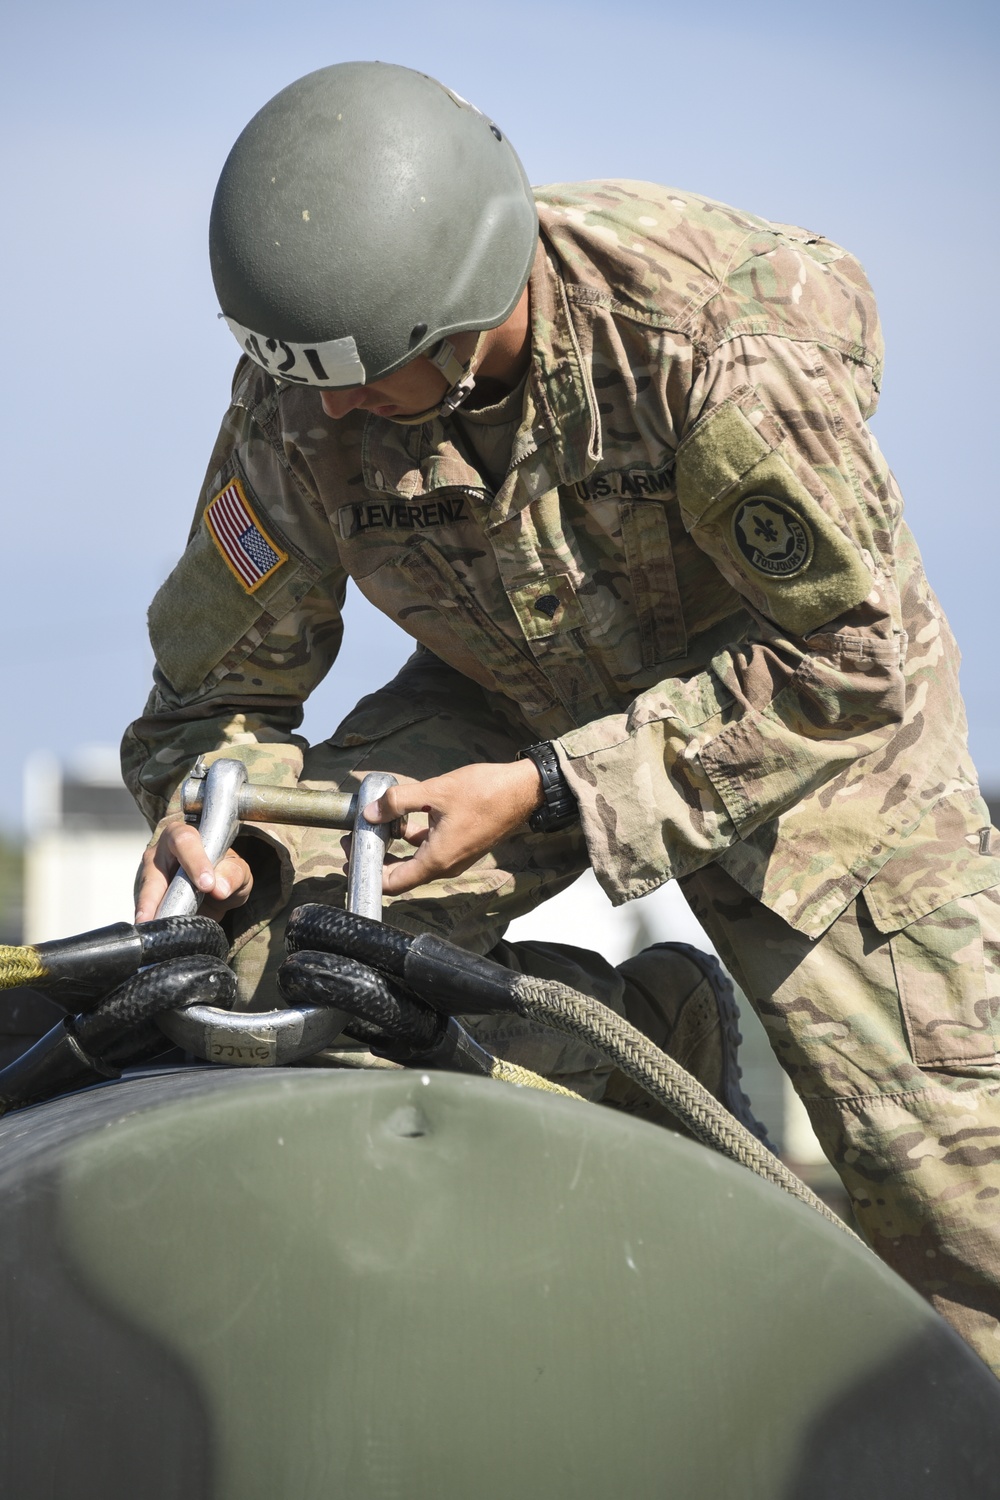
[222,315,367,387]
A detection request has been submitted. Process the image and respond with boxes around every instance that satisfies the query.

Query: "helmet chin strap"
[389,333,487,426]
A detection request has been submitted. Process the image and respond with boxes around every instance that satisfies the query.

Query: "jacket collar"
[360,415,485,500]
[527,231,602,487]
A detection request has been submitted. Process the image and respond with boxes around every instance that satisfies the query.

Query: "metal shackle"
[154,760,398,1065]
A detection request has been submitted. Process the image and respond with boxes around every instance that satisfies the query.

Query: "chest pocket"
[386,542,559,719]
[619,501,687,667]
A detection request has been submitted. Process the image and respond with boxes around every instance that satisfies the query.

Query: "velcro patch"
[205,478,288,593]
[676,398,873,636]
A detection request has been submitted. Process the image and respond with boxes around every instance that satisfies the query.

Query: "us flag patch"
[205,478,287,593]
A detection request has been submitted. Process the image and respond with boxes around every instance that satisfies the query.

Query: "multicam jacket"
[123,181,1000,938]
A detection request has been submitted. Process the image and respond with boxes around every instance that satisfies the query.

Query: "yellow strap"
[489,1056,583,1100]
[427,337,470,388]
[0,946,47,990]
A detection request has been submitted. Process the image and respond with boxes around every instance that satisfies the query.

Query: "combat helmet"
[210,62,538,417]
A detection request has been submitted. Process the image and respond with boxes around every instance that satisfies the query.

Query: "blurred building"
[23,747,149,945]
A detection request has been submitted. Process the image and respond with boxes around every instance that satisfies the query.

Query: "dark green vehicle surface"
[2,1066,998,1498]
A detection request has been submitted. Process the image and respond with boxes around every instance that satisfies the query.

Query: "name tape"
[339,495,470,538]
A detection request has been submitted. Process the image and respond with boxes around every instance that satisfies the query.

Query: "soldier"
[126,63,1000,1372]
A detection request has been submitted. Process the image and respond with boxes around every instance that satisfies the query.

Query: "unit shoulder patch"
[732,496,812,578]
[205,478,288,593]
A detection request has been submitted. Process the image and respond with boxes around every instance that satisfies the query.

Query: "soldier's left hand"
[361,760,543,895]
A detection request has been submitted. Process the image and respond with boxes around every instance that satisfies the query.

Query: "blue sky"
[2,0,998,829]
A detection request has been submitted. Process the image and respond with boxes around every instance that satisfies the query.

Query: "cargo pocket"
[890,894,1000,1069]
[619,500,687,666]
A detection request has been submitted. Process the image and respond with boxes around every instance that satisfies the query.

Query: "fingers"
[363,762,543,897]
[135,819,185,922]
[168,822,223,892]
[351,761,546,900]
[134,819,253,922]
[341,811,428,849]
[378,811,480,895]
[399,825,430,848]
[197,848,254,920]
[380,840,449,895]
[363,781,433,826]
[134,849,171,923]
[346,781,460,894]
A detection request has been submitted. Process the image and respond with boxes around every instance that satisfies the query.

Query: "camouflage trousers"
[226,651,1000,1375]
[683,865,1000,1379]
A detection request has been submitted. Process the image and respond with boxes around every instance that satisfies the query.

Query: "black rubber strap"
[515,742,578,833]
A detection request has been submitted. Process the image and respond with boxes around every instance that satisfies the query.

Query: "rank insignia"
[205,478,288,592]
[733,496,811,578]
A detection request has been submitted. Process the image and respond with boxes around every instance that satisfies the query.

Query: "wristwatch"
[515,741,579,833]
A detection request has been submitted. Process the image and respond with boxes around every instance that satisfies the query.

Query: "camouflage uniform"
[124,182,1000,1370]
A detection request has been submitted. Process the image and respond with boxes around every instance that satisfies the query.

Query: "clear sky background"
[3,0,998,831]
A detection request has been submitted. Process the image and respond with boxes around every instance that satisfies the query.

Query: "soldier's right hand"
[134,816,254,923]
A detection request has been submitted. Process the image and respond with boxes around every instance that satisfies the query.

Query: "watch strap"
[515,741,579,833]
